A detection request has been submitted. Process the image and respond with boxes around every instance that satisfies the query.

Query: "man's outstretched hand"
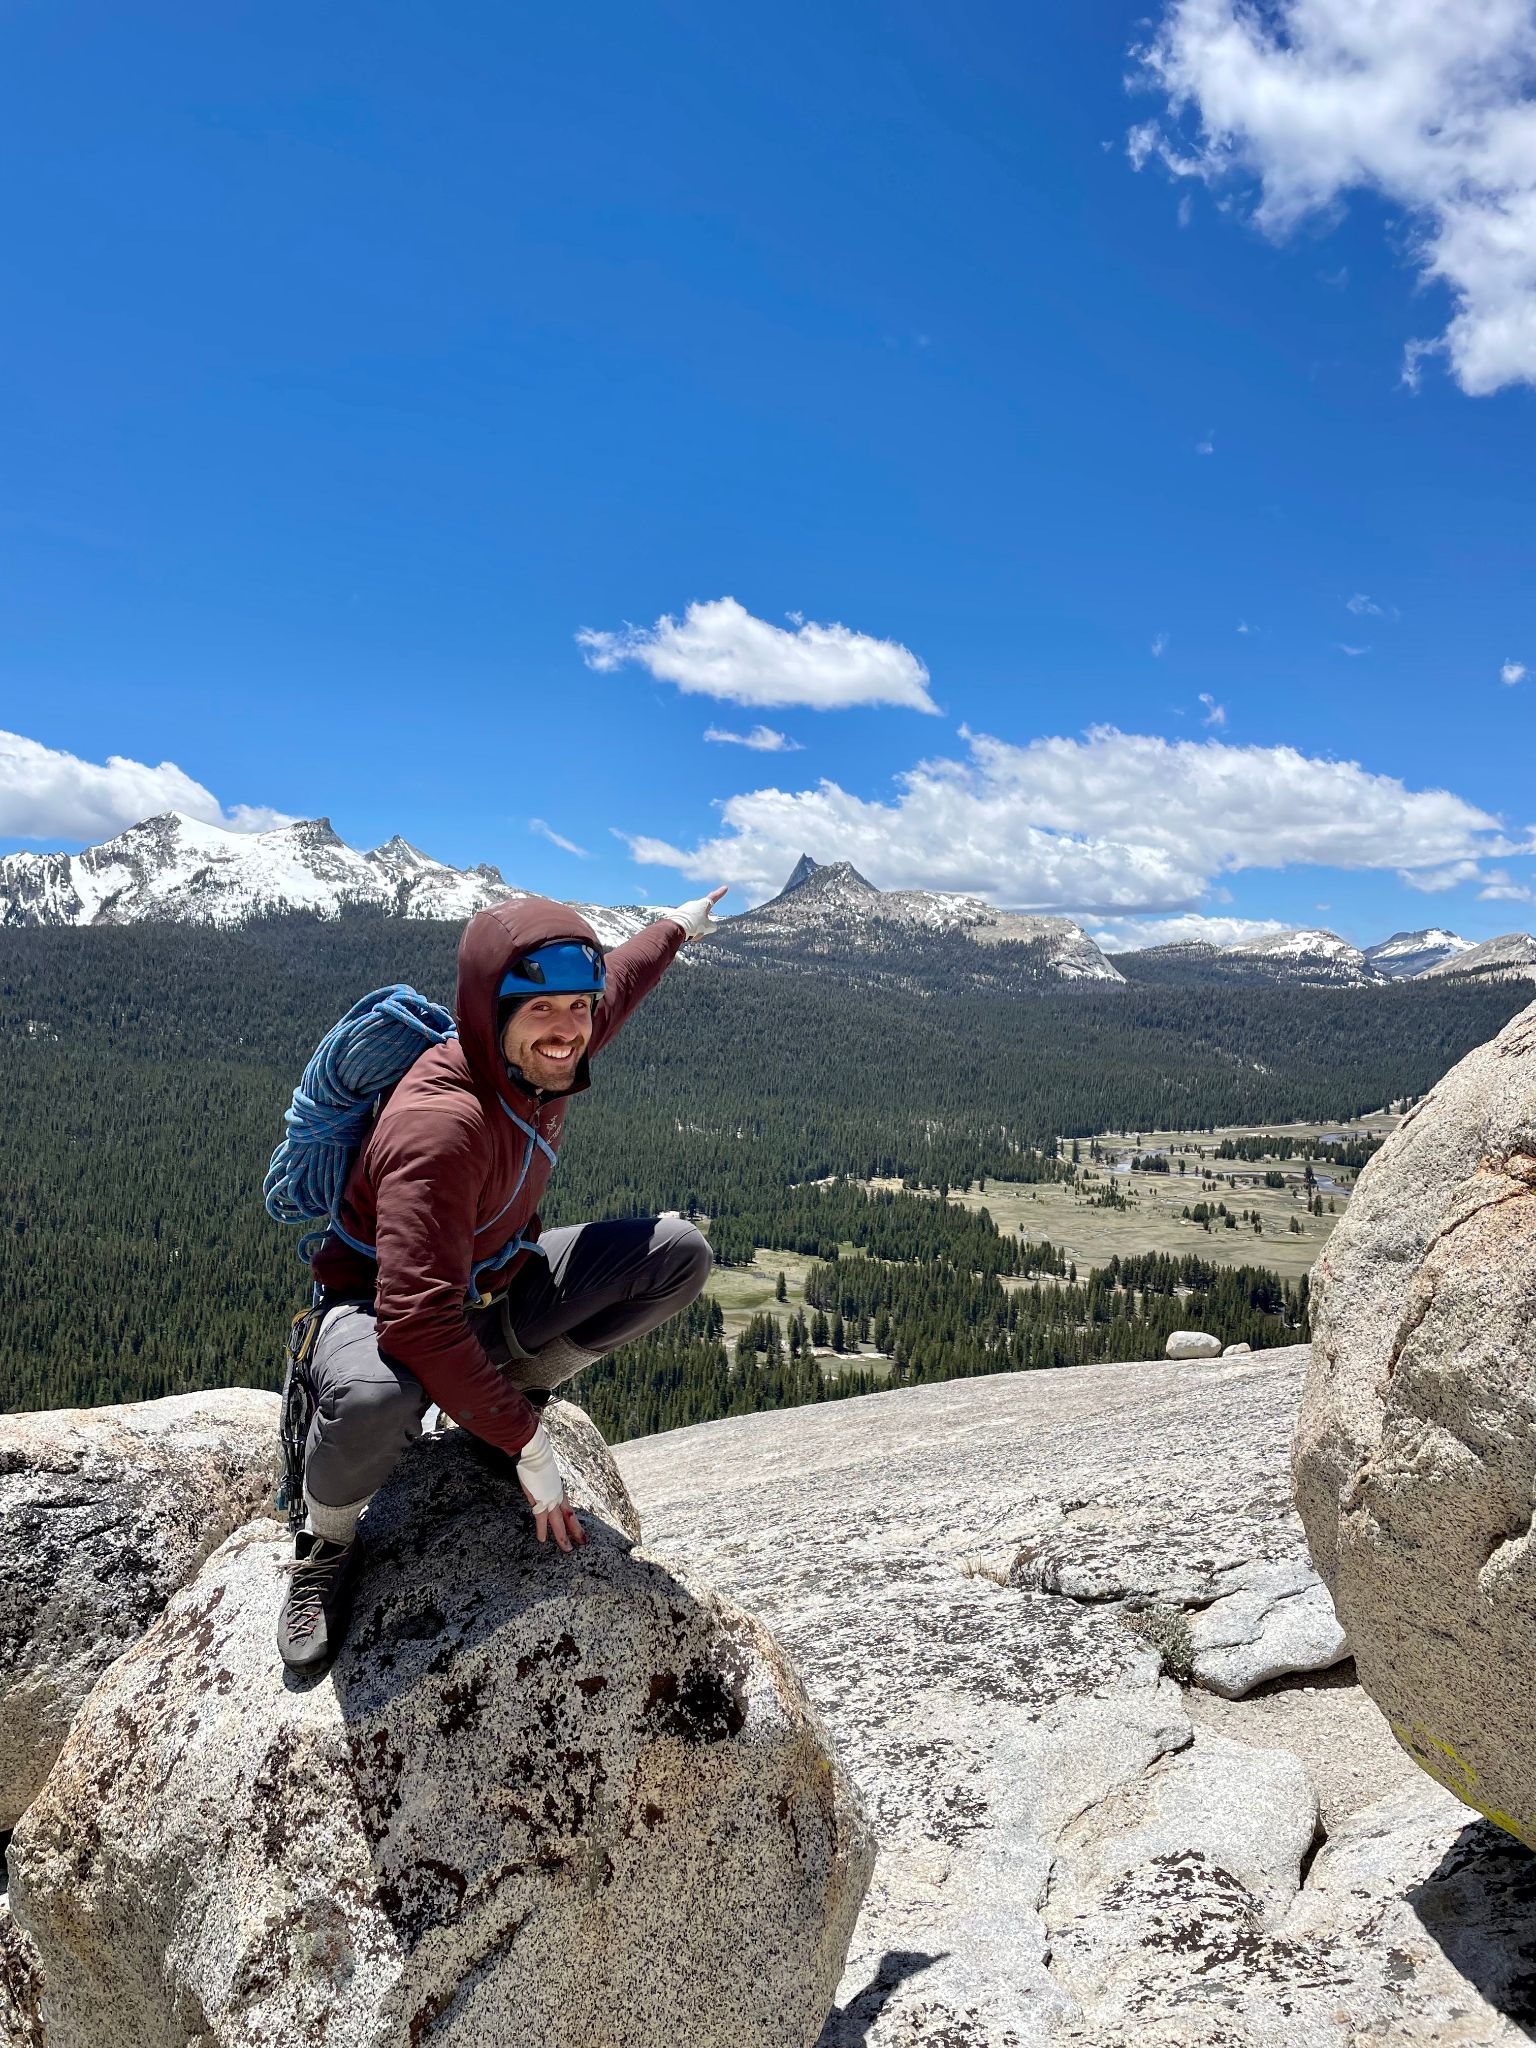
[663,886,728,942]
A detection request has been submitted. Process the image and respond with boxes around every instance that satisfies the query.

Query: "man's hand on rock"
[662,886,728,942]
[529,1489,588,1553]
[515,1422,587,1552]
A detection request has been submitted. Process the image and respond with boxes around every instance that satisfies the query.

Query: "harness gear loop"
[276,1304,327,1531]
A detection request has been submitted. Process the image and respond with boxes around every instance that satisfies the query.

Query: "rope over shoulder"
[263,985,456,1240]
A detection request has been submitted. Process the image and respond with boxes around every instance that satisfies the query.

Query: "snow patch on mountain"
[1420,931,1536,982]
[1364,929,1474,979]
[1228,927,1370,970]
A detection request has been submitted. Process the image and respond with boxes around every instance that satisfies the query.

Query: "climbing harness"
[276,1302,326,1530]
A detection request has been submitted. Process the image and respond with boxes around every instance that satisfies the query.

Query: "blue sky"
[3,0,1534,946]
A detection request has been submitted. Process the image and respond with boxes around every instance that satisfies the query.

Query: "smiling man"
[276,885,725,1674]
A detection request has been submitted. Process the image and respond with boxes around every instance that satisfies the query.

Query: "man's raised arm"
[589,886,728,1054]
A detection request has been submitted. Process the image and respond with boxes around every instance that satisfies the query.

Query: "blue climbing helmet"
[498,938,606,1005]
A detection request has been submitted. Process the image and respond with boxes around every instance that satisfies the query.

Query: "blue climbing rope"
[263,985,456,1240]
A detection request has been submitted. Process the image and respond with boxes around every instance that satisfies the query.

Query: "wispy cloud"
[1479,869,1536,903]
[577,596,938,713]
[1399,858,1483,894]
[621,725,1518,913]
[529,818,590,858]
[1337,644,1370,658]
[0,728,291,841]
[1088,912,1290,952]
[1151,632,1170,658]
[1345,594,1396,619]
[1236,620,1250,635]
[1195,429,1214,454]
[1198,693,1226,727]
[1129,1,1536,394]
[704,724,804,753]
[1501,661,1527,687]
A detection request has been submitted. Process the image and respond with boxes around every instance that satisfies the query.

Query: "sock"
[303,1488,370,1546]
[509,1333,602,1393]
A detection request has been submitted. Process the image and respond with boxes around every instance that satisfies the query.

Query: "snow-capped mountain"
[0,812,661,944]
[0,812,516,929]
[1226,928,1376,981]
[7,816,1528,992]
[718,855,1125,984]
[1112,930,1381,988]
[1420,932,1536,983]
[1364,928,1475,979]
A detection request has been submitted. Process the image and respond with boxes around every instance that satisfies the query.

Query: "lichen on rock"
[6,1399,872,2048]
[0,1387,280,1830]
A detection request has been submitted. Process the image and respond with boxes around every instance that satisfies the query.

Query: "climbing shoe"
[276,1531,362,1675]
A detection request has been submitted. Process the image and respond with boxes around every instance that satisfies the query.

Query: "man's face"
[500,993,594,1093]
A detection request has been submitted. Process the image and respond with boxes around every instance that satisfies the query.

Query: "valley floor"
[957,1111,1401,1280]
[701,1113,1392,1352]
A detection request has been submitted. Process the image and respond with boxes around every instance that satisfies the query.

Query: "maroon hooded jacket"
[311,897,684,1454]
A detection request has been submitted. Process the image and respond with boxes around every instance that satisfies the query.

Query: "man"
[276,885,725,1674]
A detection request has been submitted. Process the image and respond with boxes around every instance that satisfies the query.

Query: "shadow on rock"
[1410,1819,1536,2037]
[816,1949,947,2046]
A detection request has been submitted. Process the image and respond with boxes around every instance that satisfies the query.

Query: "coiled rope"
[263,985,455,1238]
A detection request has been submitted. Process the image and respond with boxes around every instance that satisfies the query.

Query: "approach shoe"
[277,1531,362,1675]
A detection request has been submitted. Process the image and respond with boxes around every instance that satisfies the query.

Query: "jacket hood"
[455,896,603,1110]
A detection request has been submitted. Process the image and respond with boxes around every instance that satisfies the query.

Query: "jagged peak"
[789,859,878,897]
[119,810,199,834]
[274,815,343,845]
[769,853,879,905]
[368,834,437,868]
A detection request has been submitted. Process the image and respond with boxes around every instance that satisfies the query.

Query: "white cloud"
[1199,692,1227,726]
[704,724,805,753]
[1088,912,1291,952]
[1346,594,1392,617]
[0,728,291,842]
[1479,867,1536,901]
[577,596,938,713]
[1337,643,1370,657]
[1195,430,1215,453]
[530,818,590,858]
[1501,660,1528,685]
[1237,620,1251,634]
[622,724,1517,914]
[1131,1,1536,395]
[1399,858,1484,893]
[1151,632,1170,657]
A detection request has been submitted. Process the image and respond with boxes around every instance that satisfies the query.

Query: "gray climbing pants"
[299,1214,710,1541]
